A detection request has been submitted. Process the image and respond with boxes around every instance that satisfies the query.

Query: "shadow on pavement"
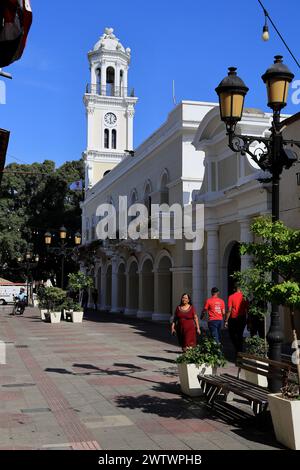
[138,355,176,364]
[83,310,236,363]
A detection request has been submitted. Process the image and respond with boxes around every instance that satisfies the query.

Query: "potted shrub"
[70,302,84,323]
[36,286,48,320]
[244,336,268,387]
[176,336,226,397]
[61,297,75,320]
[238,218,300,450]
[39,287,66,324]
[61,298,84,323]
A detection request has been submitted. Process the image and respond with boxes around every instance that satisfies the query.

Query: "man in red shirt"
[202,287,225,344]
[225,285,248,355]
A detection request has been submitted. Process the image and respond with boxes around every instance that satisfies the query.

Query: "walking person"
[202,287,225,344]
[171,294,201,352]
[225,285,248,356]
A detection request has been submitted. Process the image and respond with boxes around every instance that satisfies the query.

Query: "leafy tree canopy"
[0,158,84,284]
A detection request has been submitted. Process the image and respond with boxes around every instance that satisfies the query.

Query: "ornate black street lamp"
[44,227,81,289]
[17,252,40,304]
[216,55,300,392]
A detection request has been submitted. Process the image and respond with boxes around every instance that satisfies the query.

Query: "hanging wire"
[258,0,300,69]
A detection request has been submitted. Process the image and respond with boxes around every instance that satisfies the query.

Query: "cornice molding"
[84,94,138,108]
[85,150,125,163]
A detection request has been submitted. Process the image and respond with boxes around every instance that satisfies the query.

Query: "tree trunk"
[290,308,300,391]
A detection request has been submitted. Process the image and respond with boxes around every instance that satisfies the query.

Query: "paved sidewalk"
[0,306,280,450]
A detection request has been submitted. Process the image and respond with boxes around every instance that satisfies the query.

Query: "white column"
[239,218,253,271]
[91,65,97,88]
[126,108,134,151]
[193,248,204,315]
[124,267,138,317]
[123,67,128,97]
[206,226,219,296]
[100,269,106,310]
[110,257,119,313]
[115,64,120,96]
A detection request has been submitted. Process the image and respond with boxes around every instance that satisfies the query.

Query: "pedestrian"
[202,287,225,344]
[171,293,201,352]
[225,284,248,355]
[81,288,88,311]
[92,288,98,311]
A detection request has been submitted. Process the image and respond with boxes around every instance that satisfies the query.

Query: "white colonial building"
[81,28,300,339]
[81,28,216,321]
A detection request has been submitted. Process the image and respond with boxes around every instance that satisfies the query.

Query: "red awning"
[0,0,33,68]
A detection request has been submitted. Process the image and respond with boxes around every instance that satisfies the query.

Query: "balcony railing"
[86,84,135,98]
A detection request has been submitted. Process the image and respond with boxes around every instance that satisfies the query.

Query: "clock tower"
[83,27,138,190]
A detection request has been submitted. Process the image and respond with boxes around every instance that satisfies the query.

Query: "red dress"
[174,305,197,349]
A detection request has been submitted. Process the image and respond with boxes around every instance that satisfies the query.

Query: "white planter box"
[268,393,300,450]
[71,311,84,323]
[177,363,217,397]
[40,309,48,321]
[244,360,268,388]
[50,311,61,324]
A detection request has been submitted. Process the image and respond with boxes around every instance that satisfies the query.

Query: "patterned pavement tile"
[0,307,280,451]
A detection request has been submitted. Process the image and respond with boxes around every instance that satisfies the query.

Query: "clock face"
[104,112,117,126]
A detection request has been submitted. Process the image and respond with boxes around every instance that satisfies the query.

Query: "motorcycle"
[12,297,26,316]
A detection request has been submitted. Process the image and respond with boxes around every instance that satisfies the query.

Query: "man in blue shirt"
[14,288,27,315]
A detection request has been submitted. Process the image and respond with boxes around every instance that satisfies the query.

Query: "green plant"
[70,302,82,312]
[236,217,300,397]
[38,287,66,312]
[61,297,75,311]
[176,336,226,368]
[61,298,83,312]
[68,271,93,301]
[244,336,268,358]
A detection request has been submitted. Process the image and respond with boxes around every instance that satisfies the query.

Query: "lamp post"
[44,227,81,289]
[216,55,300,392]
[17,253,40,304]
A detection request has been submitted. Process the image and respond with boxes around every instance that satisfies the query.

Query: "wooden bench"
[198,353,298,415]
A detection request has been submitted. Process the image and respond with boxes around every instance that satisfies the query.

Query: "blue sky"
[1,0,299,168]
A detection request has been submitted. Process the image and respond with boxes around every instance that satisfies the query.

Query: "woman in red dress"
[171,293,201,351]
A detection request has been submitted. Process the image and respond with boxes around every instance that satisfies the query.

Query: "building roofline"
[279,112,300,130]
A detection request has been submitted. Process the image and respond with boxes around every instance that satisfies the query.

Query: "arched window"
[144,183,152,226]
[104,129,109,149]
[129,189,138,223]
[106,67,115,96]
[120,70,124,96]
[161,172,169,205]
[112,129,117,149]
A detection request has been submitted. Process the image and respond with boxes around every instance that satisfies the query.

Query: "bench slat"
[198,375,268,401]
[237,353,297,374]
